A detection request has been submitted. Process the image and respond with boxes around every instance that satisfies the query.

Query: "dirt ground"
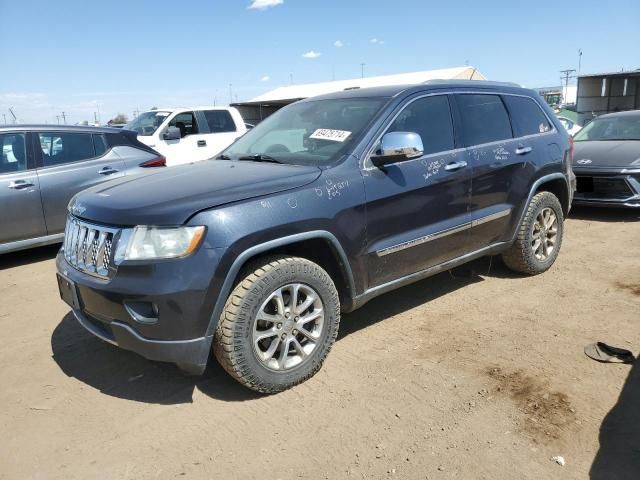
[1,206,639,480]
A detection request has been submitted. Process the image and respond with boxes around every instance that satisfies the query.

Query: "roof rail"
[422,79,522,88]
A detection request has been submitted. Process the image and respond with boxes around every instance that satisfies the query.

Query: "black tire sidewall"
[522,194,564,272]
[226,259,339,390]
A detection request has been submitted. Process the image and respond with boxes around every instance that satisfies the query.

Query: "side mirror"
[371,132,424,167]
[163,126,181,141]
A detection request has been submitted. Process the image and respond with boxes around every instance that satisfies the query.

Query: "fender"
[204,230,356,338]
[509,172,571,243]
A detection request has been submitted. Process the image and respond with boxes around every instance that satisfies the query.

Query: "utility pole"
[560,69,576,105]
[61,111,67,124]
[360,63,366,79]
[56,115,60,125]
[94,112,98,124]
[289,73,293,85]
[2,114,5,124]
[9,107,17,124]
[229,83,233,104]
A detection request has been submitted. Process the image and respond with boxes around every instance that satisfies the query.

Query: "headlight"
[115,226,205,262]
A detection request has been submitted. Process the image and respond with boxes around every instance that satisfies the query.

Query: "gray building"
[576,70,640,124]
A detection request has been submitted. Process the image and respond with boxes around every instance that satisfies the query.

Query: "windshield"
[221,97,388,166]
[574,115,640,142]
[124,110,171,136]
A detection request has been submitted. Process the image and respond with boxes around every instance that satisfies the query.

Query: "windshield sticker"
[310,129,352,142]
[155,112,169,117]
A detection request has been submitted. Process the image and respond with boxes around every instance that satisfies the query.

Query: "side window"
[456,94,513,146]
[203,110,237,133]
[169,112,199,138]
[387,95,455,156]
[0,133,27,174]
[39,133,95,167]
[502,95,552,137]
[93,134,108,156]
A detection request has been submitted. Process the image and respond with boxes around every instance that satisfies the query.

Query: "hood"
[573,140,640,168]
[70,160,321,226]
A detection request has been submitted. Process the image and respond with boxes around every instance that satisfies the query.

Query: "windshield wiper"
[238,154,283,164]
[216,154,231,160]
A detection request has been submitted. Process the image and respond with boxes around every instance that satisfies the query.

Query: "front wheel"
[502,191,564,275]
[213,256,340,393]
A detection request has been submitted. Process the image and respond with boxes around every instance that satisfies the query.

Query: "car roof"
[0,124,125,134]
[597,109,640,120]
[301,80,529,102]
[145,106,235,113]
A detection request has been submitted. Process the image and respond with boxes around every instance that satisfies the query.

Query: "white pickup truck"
[124,106,247,166]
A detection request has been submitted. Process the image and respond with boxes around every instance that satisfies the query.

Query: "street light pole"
[360,63,366,79]
[578,49,583,75]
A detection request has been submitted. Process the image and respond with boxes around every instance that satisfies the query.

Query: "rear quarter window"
[203,110,237,133]
[455,94,513,147]
[502,95,552,137]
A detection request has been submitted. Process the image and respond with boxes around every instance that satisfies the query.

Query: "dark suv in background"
[0,125,164,254]
[56,81,574,393]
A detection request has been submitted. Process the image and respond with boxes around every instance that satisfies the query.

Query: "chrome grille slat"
[63,216,119,279]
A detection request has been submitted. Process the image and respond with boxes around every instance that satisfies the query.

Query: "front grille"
[576,176,634,199]
[64,216,119,279]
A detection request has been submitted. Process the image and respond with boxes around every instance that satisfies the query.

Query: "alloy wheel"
[252,283,325,371]
[531,207,558,261]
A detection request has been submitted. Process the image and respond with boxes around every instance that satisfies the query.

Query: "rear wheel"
[213,256,340,393]
[502,191,564,275]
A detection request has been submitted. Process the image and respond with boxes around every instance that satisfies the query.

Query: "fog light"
[124,302,159,324]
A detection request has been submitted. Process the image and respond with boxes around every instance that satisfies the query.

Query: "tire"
[502,191,564,275]
[213,256,340,394]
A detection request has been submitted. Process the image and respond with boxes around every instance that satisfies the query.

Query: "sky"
[1,0,639,124]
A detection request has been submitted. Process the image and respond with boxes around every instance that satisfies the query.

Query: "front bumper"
[56,247,221,374]
[573,171,640,208]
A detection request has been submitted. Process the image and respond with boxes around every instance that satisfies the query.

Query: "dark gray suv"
[1,125,165,254]
[56,81,575,393]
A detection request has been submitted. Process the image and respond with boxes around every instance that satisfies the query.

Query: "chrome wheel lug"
[281,333,286,340]
[277,322,283,329]
[292,329,298,335]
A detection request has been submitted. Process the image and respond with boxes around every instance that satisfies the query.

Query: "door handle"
[197,140,207,147]
[98,166,119,175]
[444,160,468,172]
[515,146,533,155]
[8,180,35,190]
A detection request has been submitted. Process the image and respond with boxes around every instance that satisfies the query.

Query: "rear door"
[0,132,47,245]
[452,93,534,251]
[364,93,472,287]
[35,131,126,234]
[199,109,241,157]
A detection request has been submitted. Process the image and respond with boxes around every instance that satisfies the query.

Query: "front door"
[0,132,47,245]
[363,94,472,287]
[35,131,126,234]
[157,111,211,165]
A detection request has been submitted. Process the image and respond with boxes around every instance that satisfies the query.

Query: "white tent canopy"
[233,66,486,124]
[248,66,485,104]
